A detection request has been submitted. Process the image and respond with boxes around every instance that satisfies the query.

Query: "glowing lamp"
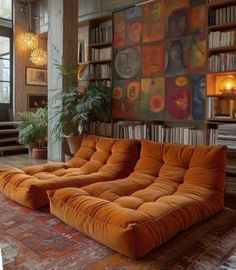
[30,48,47,66]
[219,76,236,93]
[20,32,39,50]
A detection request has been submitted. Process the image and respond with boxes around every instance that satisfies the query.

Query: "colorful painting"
[192,75,205,120]
[190,2,206,34]
[166,76,191,120]
[114,47,141,79]
[140,78,165,120]
[142,44,164,77]
[165,8,189,38]
[113,11,126,48]
[165,38,191,76]
[191,34,206,73]
[112,0,206,121]
[142,0,164,43]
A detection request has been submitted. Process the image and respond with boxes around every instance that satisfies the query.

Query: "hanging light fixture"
[20,1,39,50]
[30,47,47,66]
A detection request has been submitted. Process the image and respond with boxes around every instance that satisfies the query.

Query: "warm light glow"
[20,32,39,50]
[30,48,47,66]
[219,76,236,93]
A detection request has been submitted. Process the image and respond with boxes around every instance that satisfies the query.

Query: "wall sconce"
[219,76,236,94]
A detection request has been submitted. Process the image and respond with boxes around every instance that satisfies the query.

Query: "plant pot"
[32,148,47,159]
[28,141,39,158]
[65,135,83,155]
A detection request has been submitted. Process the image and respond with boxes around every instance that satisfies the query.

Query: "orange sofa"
[48,140,226,259]
[0,135,139,209]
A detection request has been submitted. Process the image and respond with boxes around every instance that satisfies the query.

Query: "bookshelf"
[206,0,236,196]
[78,15,113,137]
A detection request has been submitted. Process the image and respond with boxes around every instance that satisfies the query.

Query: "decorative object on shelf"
[218,76,236,94]
[30,47,47,66]
[25,67,47,86]
[20,1,39,50]
[51,61,111,141]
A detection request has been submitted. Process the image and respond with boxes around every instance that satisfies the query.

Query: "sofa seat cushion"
[48,141,226,258]
[0,135,139,209]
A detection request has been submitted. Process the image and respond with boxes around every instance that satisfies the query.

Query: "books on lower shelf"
[89,121,112,137]
[113,121,204,145]
[209,30,236,49]
[216,123,236,149]
[225,174,236,195]
[208,52,236,72]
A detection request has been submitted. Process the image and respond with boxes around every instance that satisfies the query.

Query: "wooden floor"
[0,153,47,168]
[0,153,235,209]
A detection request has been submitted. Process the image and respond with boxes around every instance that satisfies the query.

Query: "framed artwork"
[112,0,206,121]
[27,94,47,111]
[25,67,47,86]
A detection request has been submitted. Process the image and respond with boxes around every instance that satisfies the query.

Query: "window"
[0,0,12,107]
[0,0,12,20]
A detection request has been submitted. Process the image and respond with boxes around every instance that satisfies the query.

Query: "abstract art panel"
[192,75,205,120]
[166,75,191,120]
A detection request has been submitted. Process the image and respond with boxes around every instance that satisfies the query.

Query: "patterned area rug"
[0,193,236,270]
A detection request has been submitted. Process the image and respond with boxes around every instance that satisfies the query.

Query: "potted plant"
[51,61,111,154]
[18,107,48,159]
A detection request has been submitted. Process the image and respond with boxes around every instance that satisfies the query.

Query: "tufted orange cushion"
[48,140,226,259]
[0,135,140,209]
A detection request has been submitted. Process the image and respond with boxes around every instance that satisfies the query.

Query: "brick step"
[0,145,26,156]
[0,137,19,143]
[0,121,21,127]
[0,129,19,134]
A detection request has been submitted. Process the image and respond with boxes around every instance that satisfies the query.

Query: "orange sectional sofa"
[48,140,226,259]
[0,135,139,209]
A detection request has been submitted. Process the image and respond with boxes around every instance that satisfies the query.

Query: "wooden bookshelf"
[206,0,236,189]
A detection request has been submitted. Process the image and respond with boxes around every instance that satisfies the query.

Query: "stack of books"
[216,123,236,149]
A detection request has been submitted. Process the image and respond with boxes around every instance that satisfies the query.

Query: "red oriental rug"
[0,192,236,270]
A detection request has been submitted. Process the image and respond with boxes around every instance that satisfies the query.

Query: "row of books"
[207,97,236,120]
[90,20,112,44]
[91,47,112,61]
[208,4,236,26]
[208,52,236,72]
[89,121,112,137]
[216,123,236,150]
[89,63,111,79]
[208,0,233,4]
[90,79,111,87]
[225,175,236,195]
[112,121,204,145]
[209,30,236,49]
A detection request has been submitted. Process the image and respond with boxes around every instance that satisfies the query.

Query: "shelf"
[207,0,236,8]
[206,118,236,122]
[208,45,236,54]
[89,77,111,81]
[206,93,236,97]
[89,42,112,48]
[89,59,112,64]
[208,22,236,31]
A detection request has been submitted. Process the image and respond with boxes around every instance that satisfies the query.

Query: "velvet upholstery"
[0,135,140,209]
[48,140,226,259]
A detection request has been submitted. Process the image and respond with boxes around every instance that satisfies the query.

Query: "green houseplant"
[18,107,48,158]
[51,61,112,145]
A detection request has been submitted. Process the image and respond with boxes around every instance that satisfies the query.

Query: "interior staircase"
[0,122,26,156]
